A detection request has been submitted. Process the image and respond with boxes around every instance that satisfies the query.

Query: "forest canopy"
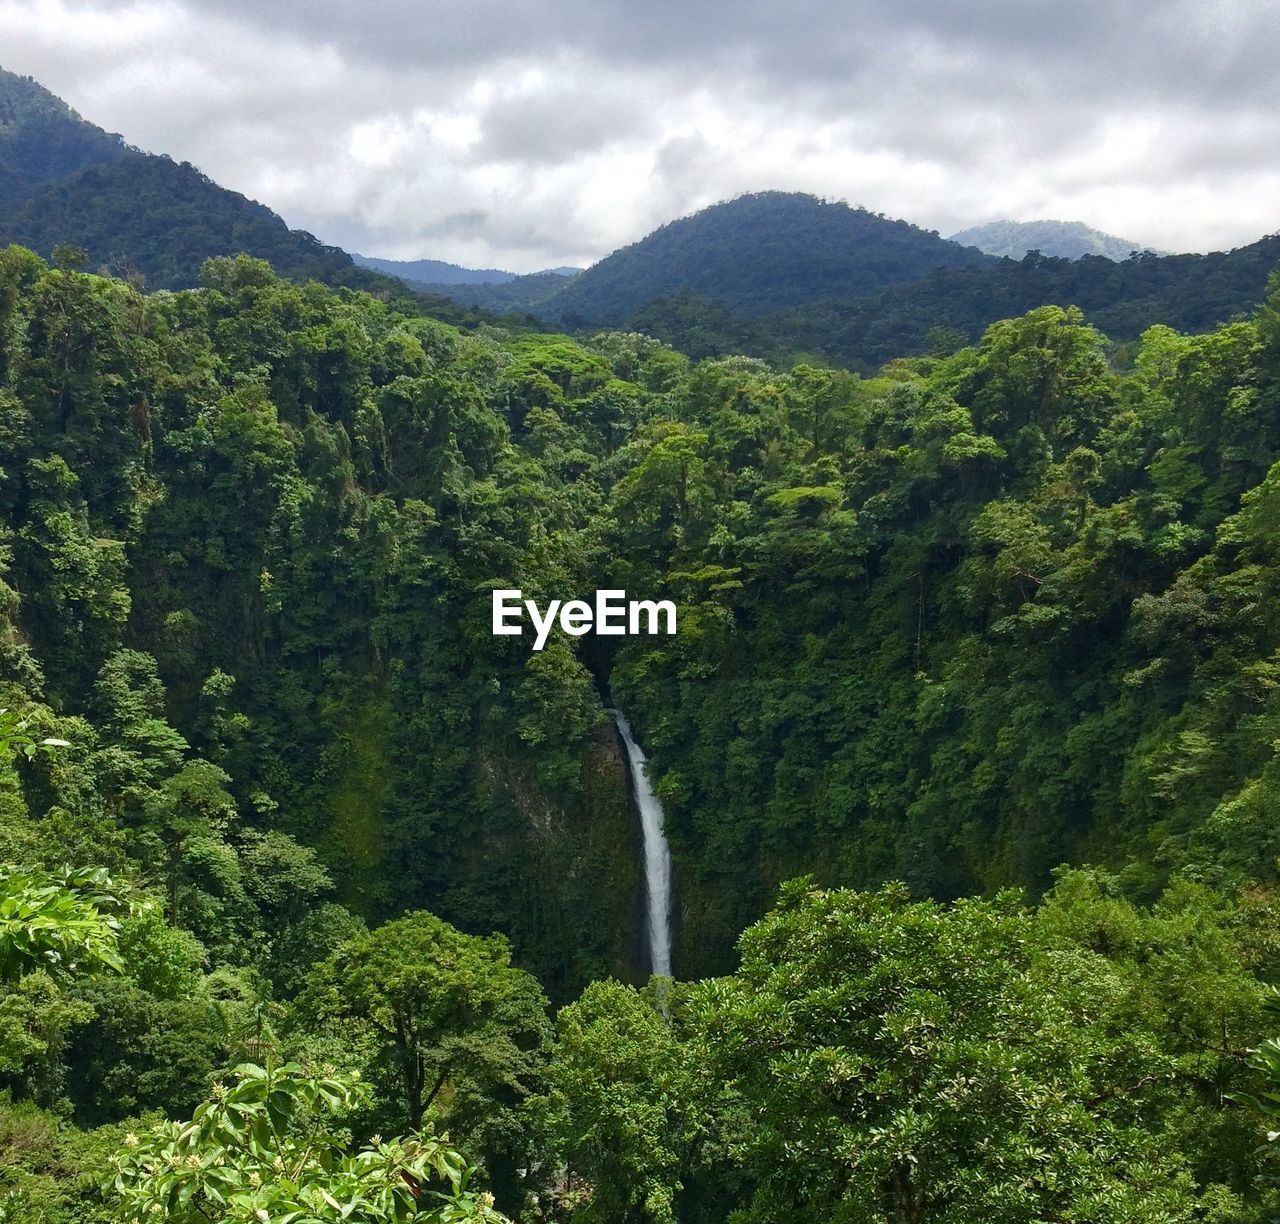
[2,244,1280,1218]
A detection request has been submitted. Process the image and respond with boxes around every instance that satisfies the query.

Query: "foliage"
[623,238,1280,371]
[107,1061,505,1223]
[538,980,695,1223]
[302,912,552,1213]
[682,878,1266,1222]
[0,226,1278,1219]
[0,865,125,983]
[437,192,992,325]
[0,707,69,762]
[0,67,125,214]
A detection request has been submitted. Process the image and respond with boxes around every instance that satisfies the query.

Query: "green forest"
[416,193,1280,374]
[5,238,1280,1221]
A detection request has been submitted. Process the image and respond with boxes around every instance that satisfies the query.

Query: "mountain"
[352,253,519,285]
[401,189,1279,367]
[352,255,582,287]
[0,66,456,301]
[0,69,127,211]
[629,236,1280,370]
[950,218,1164,261]
[3,66,1276,376]
[3,151,381,289]
[527,192,994,324]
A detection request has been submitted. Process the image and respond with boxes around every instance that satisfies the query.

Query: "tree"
[302,912,552,1212]
[0,708,68,763]
[1228,987,1280,1197]
[539,980,693,1223]
[689,879,1220,1223]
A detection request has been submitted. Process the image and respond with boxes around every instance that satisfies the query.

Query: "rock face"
[476,720,645,1002]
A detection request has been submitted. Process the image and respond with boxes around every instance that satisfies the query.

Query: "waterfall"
[612,710,672,978]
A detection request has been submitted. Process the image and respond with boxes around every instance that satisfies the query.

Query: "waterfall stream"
[612,710,672,978]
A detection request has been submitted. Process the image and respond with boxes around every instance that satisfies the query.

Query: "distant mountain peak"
[535,191,994,324]
[353,254,517,286]
[949,219,1167,261]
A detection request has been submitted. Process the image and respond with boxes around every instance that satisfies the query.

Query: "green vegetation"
[2,235,1280,1218]
[0,865,124,982]
[627,236,1280,369]
[428,272,589,320]
[0,66,495,335]
[4,151,372,291]
[109,1062,501,1224]
[408,191,1277,373]
[6,62,1275,377]
[544,192,993,322]
[0,69,125,214]
[353,254,520,287]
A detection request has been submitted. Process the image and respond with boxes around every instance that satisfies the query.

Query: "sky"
[2,0,1278,272]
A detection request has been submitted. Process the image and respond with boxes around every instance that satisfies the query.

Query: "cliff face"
[475,720,645,1002]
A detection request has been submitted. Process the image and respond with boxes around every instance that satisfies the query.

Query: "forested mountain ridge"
[537,191,996,323]
[411,193,996,322]
[420,268,588,316]
[0,69,127,212]
[411,188,1279,370]
[353,253,521,286]
[354,254,583,289]
[0,66,491,311]
[3,151,376,289]
[632,234,1280,368]
[6,245,1280,1217]
[6,66,1278,379]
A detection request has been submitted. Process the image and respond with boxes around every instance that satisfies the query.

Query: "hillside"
[0,68,127,212]
[633,238,1280,368]
[0,66,456,299]
[2,150,375,289]
[418,268,583,315]
[8,66,1271,373]
[415,192,1277,371]
[353,254,582,288]
[529,191,994,323]
[951,218,1164,260]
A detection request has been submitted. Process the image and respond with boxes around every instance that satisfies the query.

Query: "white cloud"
[1,0,1277,270]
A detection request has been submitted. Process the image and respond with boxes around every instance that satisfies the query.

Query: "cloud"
[1,0,1277,269]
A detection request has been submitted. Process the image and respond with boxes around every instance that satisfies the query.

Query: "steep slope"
[951,218,1166,260]
[3,151,367,289]
[0,67,425,295]
[537,191,994,324]
[0,67,128,211]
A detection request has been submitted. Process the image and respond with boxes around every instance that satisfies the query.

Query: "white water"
[612,711,672,978]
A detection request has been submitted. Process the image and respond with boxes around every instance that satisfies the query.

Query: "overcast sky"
[2,0,1277,271]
